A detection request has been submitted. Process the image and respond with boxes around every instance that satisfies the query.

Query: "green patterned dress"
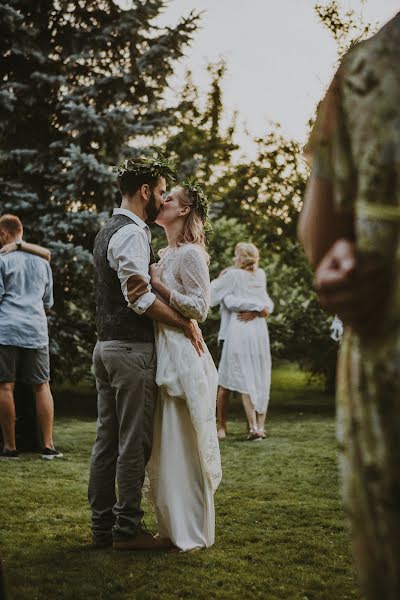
[307,13,400,600]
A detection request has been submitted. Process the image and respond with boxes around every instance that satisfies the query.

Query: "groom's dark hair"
[117,172,160,198]
[114,155,176,198]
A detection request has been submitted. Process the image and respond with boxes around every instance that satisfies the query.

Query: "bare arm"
[145,296,186,329]
[0,240,51,262]
[298,176,354,269]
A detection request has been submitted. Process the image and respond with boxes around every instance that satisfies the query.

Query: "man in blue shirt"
[0,214,62,459]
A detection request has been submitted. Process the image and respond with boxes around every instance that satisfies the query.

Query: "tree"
[164,60,238,182]
[315,0,374,58]
[0,0,199,380]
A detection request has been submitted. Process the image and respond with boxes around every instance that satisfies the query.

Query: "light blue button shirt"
[0,252,53,348]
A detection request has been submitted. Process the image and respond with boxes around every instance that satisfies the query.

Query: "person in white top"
[210,260,270,441]
[147,180,222,552]
[211,243,274,441]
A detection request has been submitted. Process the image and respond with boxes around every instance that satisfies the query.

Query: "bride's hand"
[183,319,204,357]
[150,263,163,288]
[0,242,18,255]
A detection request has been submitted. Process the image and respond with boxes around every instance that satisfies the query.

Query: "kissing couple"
[88,155,222,552]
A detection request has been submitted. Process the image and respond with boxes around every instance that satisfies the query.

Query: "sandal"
[246,428,261,441]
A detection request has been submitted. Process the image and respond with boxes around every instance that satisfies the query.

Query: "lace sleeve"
[170,245,210,322]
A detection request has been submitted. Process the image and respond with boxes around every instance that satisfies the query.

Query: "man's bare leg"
[217,386,230,439]
[0,382,16,450]
[33,382,54,449]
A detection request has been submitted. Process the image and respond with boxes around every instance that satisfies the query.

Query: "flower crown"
[181,178,210,224]
[112,154,177,185]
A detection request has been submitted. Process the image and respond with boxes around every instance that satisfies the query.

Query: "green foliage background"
[0,1,371,387]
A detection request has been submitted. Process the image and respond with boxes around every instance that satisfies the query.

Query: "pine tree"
[0,0,199,380]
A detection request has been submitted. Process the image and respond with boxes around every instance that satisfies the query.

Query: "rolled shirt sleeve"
[107,224,156,315]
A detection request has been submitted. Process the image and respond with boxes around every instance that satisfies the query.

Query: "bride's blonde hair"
[175,186,207,250]
[159,184,210,261]
[235,242,259,272]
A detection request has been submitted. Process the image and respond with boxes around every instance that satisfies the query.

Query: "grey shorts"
[0,345,50,385]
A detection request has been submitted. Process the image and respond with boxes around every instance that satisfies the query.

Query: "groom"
[88,156,203,550]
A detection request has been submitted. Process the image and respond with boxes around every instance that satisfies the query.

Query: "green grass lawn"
[0,365,358,600]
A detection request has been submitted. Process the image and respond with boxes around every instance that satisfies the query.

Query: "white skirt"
[149,389,215,551]
[147,325,222,551]
[218,317,271,414]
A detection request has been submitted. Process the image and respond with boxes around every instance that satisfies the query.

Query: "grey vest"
[93,214,155,342]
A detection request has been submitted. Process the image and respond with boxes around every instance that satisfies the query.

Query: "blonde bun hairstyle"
[235,242,259,272]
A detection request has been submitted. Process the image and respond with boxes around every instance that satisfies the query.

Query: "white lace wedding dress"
[147,244,222,552]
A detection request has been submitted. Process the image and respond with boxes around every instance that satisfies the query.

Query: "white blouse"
[211,268,274,340]
[158,244,210,322]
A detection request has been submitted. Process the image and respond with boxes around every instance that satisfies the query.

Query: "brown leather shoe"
[113,530,168,551]
[153,534,175,549]
[92,535,113,548]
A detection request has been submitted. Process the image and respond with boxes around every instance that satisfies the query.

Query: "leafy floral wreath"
[181,178,210,224]
[112,154,177,185]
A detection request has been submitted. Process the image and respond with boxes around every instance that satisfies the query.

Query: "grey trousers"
[88,340,157,540]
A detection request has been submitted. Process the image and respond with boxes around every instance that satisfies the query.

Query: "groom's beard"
[146,190,161,224]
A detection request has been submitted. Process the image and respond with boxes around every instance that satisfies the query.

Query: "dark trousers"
[88,340,157,540]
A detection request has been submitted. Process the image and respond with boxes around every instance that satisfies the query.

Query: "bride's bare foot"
[217,427,227,440]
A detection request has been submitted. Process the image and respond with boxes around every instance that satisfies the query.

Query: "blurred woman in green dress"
[299,13,400,600]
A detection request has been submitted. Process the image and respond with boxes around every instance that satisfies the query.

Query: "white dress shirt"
[107,208,156,315]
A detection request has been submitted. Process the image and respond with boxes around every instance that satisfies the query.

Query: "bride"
[147,180,222,552]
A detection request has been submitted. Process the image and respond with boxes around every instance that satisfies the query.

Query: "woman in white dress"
[211,243,274,441]
[147,181,222,552]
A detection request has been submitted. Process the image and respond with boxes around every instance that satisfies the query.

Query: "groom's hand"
[183,319,204,357]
